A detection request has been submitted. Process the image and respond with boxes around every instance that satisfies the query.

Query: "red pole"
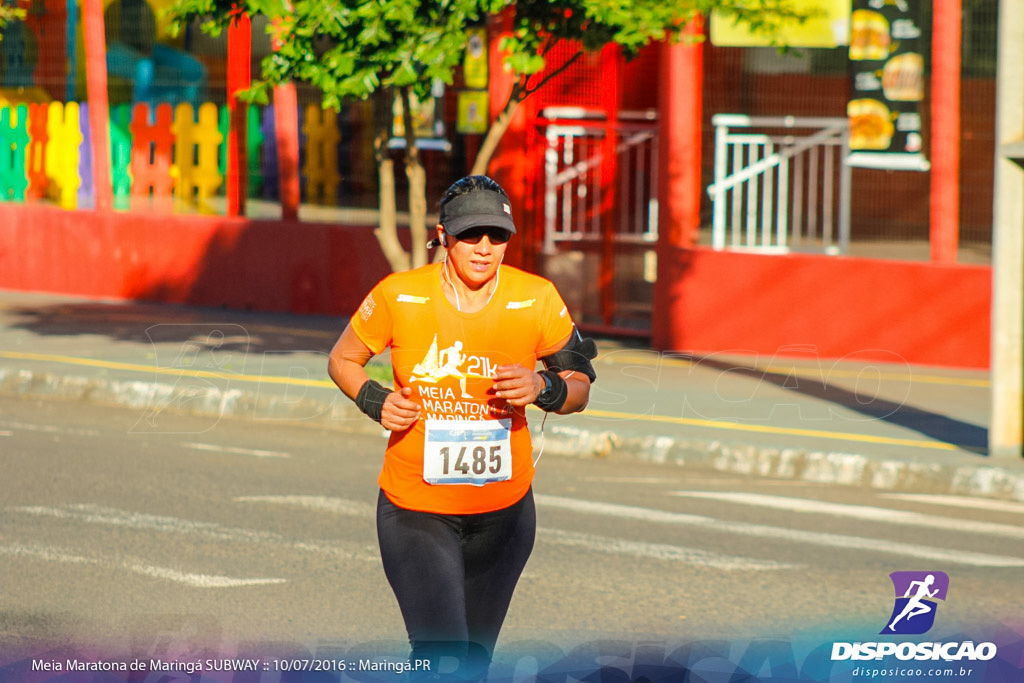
[271,18,300,221]
[929,0,962,263]
[485,11,530,269]
[659,20,704,249]
[226,11,252,217]
[82,0,112,211]
[599,44,621,328]
[653,20,704,349]
[273,85,301,221]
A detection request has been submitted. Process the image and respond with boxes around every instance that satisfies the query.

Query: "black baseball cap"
[440,189,516,236]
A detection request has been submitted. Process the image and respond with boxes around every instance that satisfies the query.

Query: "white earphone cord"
[442,256,501,313]
[532,370,573,467]
[440,252,552,466]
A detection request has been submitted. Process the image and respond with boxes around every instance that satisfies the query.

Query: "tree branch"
[523,50,584,99]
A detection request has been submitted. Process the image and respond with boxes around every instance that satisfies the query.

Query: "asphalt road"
[2,395,1023,676]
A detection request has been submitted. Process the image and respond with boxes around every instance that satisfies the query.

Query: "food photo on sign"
[847,0,929,170]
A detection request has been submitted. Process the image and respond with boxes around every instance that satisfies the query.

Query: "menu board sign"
[847,0,930,170]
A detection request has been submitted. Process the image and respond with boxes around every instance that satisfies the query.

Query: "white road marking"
[0,543,285,588]
[670,491,1024,539]
[17,504,274,542]
[583,477,674,484]
[236,495,793,569]
[234,493,1024,568]
[0,420,99,437]
[234,495,375,517]
[537,495,708,524]
[535,494,1024,567]
[880,493,1024,515]
[0,430,11,436]
[12,504,377,562]
[538,529,798,571]
[182,442,290,458]
[126,564,285,588]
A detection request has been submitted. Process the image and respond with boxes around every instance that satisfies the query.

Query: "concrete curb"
[0,366,382,439]
[540,426,1024,502]
[4,365,1024,503]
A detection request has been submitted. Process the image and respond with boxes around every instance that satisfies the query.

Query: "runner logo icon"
[881,571,949,635]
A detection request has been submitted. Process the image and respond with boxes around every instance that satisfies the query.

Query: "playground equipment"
[103,0,206,106]
[0,0,346,213]
[0,0,205,107]
[0,99,345,211]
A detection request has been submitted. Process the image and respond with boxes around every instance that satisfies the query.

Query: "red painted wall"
[0,205,992,369]
[658,248,992,369]
[0,204,393,317]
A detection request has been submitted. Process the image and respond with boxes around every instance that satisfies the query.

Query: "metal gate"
[539,107,659,336]
[707,115,852,254]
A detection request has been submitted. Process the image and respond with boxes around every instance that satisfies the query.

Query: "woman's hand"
[381,386,421,432]
[492,364,542,406]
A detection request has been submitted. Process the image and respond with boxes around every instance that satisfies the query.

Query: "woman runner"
[328,175,596,681]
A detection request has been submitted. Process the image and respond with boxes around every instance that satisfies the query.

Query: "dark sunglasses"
[450,227,512,245]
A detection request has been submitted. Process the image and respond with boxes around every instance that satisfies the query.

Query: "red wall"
[0,205,992,369]
[0,204,393,317]
[656,248,992,369]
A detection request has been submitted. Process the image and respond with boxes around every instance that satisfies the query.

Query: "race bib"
[423,418,512,486]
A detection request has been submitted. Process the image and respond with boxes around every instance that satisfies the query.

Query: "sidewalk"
[2,289,1022,502]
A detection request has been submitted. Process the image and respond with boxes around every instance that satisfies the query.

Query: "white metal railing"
[541,108,659,255]
[707,114,852,255]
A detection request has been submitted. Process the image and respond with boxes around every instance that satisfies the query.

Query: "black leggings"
[376,489,536,679]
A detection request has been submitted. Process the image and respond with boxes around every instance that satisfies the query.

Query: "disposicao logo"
[830,570,998,663]
[882,571,949,635]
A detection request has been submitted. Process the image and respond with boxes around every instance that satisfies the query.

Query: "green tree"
[168,0,806,272]
[473,0,805,175]
[0,5,27,38]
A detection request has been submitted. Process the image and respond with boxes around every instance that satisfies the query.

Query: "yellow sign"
[710,0,852,48]
[457,91,489,135]
[463,28,489,89]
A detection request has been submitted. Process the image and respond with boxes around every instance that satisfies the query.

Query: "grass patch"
[365,361,394,385]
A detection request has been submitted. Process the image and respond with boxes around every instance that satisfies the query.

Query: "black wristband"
[354,379,391,423]
[534,370,568,413]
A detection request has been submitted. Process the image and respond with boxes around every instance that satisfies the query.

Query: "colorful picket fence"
[0,102,342,211]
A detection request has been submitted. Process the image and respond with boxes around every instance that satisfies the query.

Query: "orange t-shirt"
[350,263,574,514]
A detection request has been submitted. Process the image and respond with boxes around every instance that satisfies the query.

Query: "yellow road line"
[580,407,964,452]
[0,351,336,388]
[600,353,989,388]
[3,350,968,451]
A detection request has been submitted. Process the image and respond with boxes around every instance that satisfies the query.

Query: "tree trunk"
[471,94,521,176]
[470,53,582,176]
[400,87,429,269]
[373,89,409,272]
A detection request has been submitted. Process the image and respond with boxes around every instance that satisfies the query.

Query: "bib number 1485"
[423,418,512,486]
[440,444,502,477]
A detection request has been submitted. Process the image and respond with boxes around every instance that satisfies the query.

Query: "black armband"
[534,369,568,413]
[540,325,598,382]
[355,379,391,423]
